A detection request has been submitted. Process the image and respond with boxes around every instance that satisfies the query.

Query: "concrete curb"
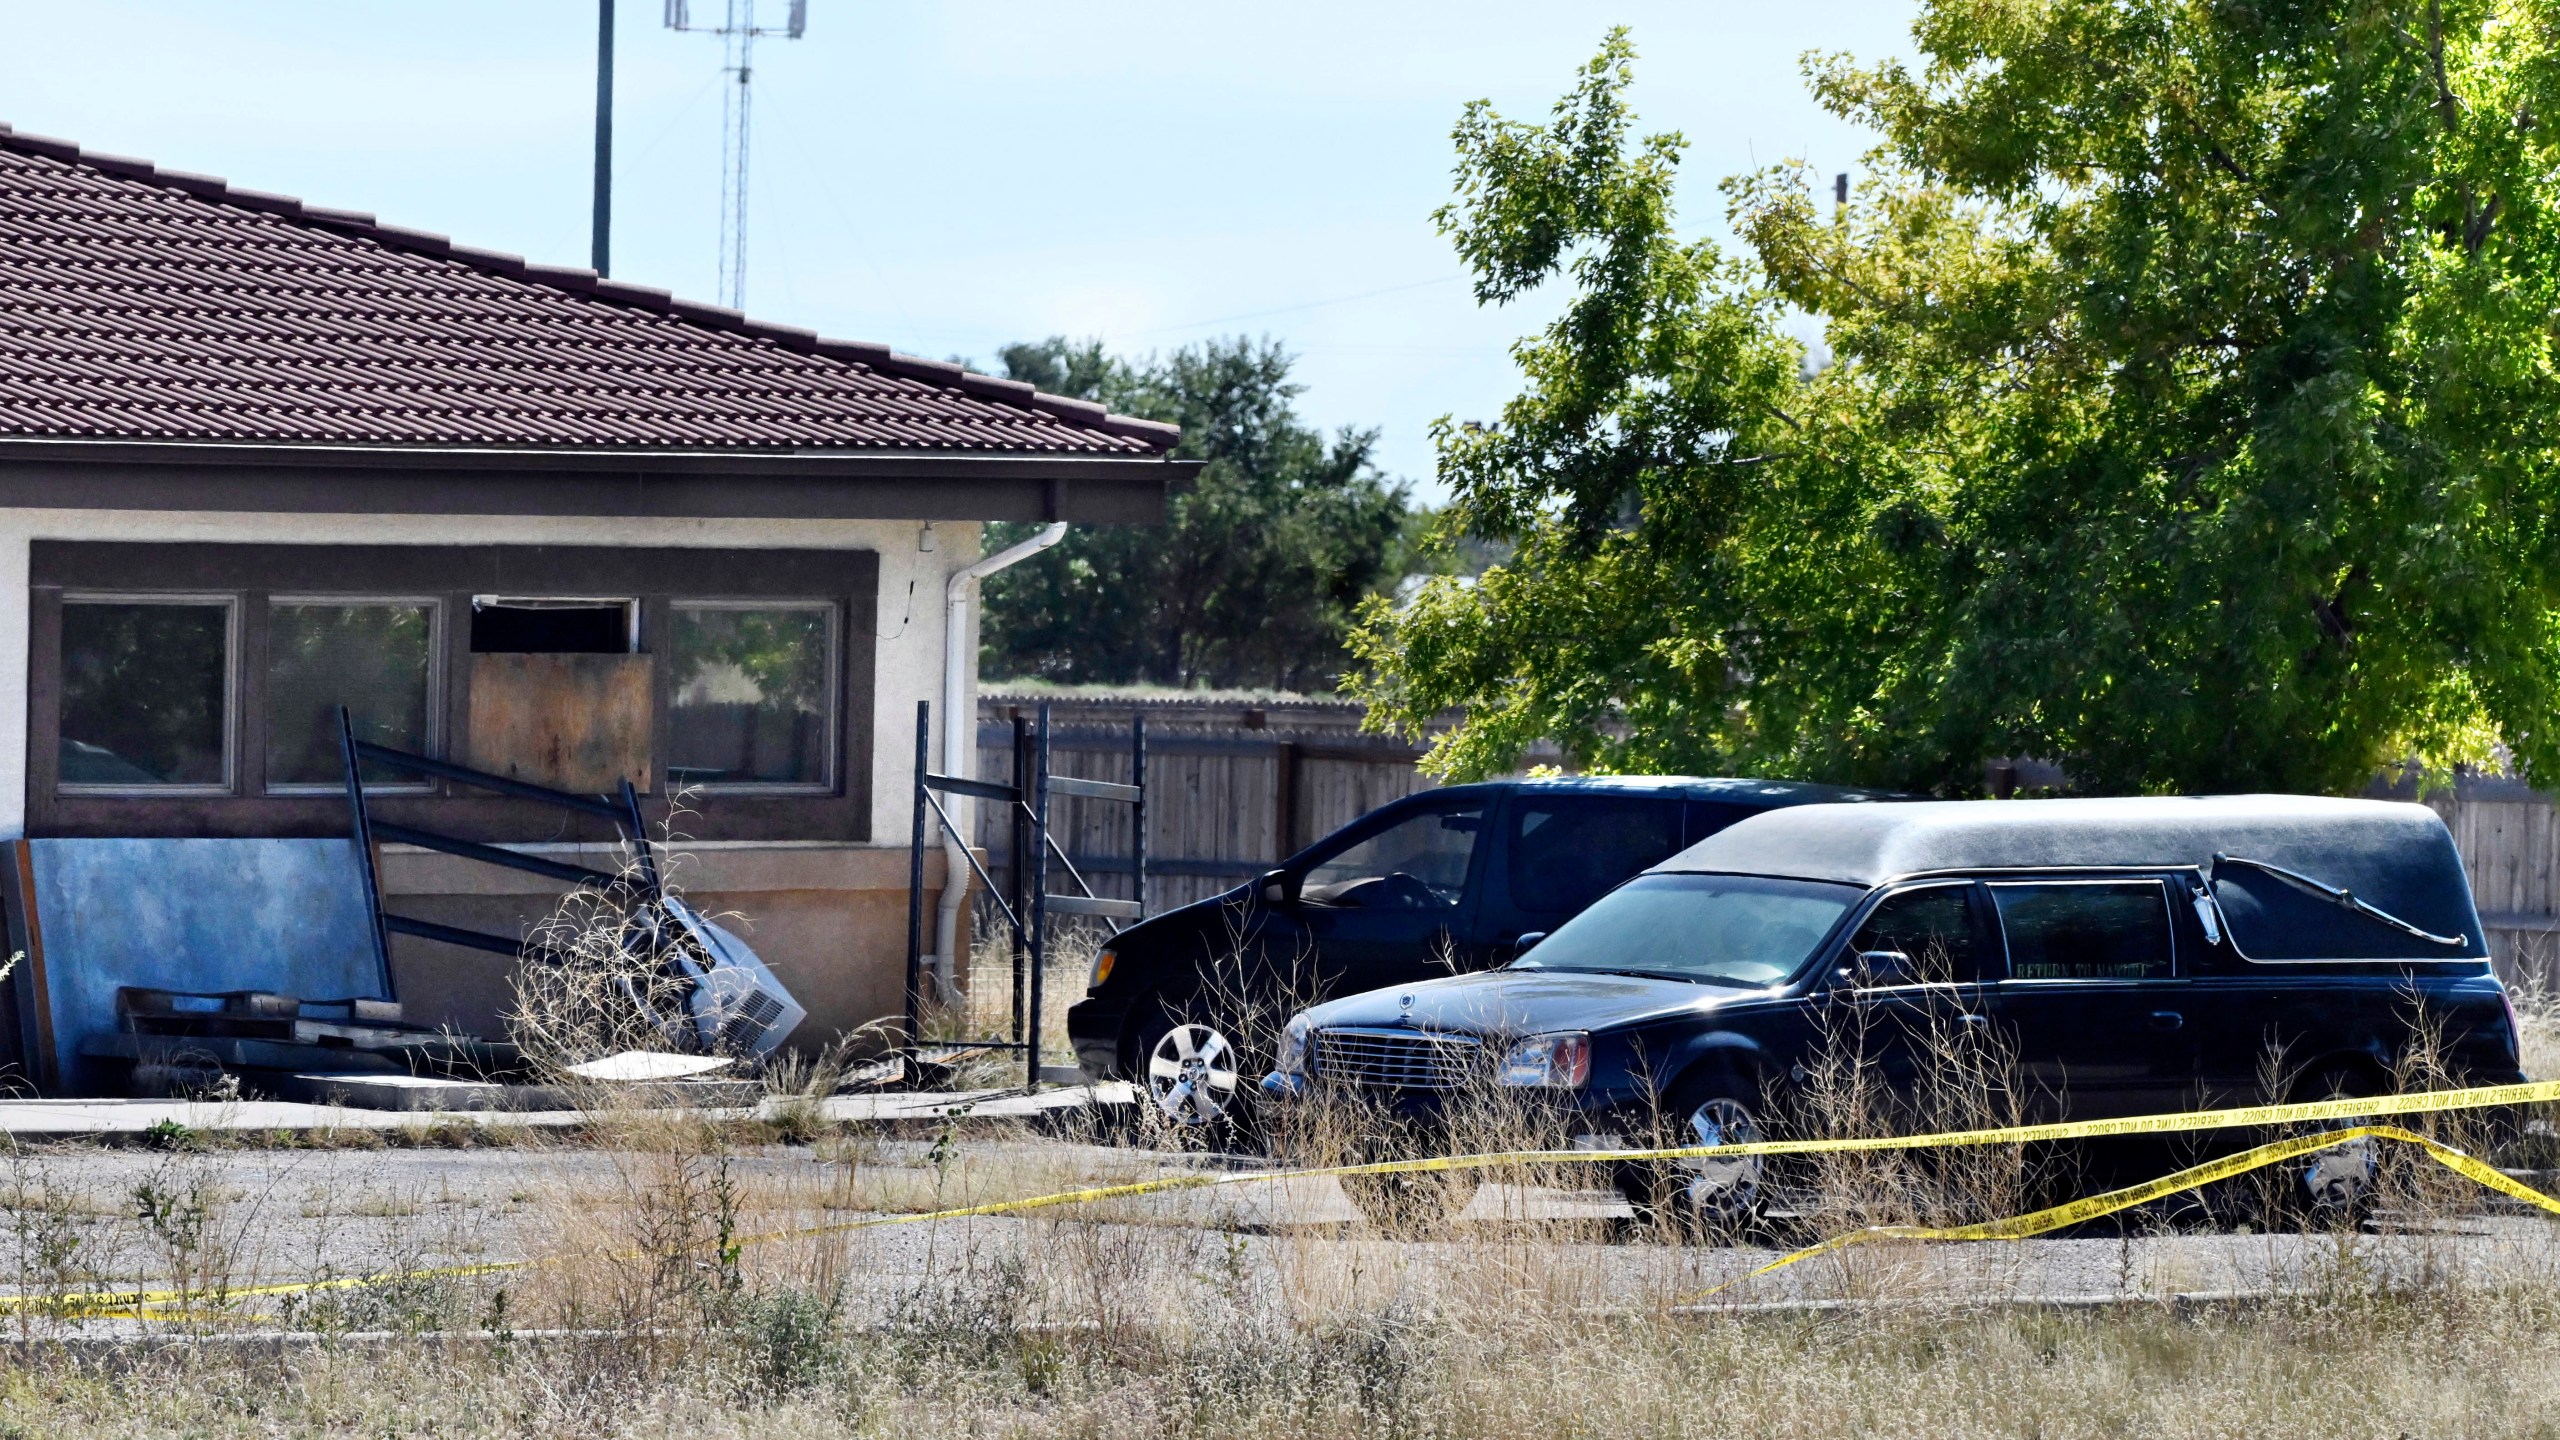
[0,1082,1139,1142]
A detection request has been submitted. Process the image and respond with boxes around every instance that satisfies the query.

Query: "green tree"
[1354,13,2560,795]
[982,336,1411,691]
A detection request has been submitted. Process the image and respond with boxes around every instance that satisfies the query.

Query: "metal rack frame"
[902,699,1147,1088]
[337,706,662,998]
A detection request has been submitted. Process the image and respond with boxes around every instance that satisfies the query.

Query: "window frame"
[1499,793,1687,919]
[28,543,878,844]
[1986,876,2180,983]
[1843,878,1993,990]
[54,591,240,798]
[664,597,843,796]
[1294,793,1490,911]
[262,594,445,796]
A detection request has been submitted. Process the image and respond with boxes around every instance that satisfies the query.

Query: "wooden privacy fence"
[2418,775,2560,992]
[976,692,1449,914]
[975,691,2560,990]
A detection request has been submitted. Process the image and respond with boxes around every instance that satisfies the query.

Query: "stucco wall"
[0,507,986,842]
[375,840,955,1053]
[0,506,996,1052]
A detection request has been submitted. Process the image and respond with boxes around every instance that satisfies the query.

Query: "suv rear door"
[1986,877,2198,1120]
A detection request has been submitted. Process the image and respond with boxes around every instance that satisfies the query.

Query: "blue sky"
[0,1,1916,501]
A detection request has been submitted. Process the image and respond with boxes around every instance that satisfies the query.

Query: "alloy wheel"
[1676,1095,1764,1224]
[1145,1022,1240,1126]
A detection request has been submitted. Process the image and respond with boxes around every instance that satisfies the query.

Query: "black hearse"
[1066,775,1898,1125]
[1261,796,2528,1225]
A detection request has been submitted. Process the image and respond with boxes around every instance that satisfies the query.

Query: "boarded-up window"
[467,654,655,794]
[463,597,652,793]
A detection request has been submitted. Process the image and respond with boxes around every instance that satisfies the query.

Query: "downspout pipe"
[932,521,1068,997]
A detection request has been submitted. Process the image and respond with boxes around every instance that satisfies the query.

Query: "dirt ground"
[3,1134,2553,1331]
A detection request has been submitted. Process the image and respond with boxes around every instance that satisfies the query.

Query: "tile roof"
[0,125,1179,456]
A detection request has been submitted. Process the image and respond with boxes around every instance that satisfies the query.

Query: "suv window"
[1851,884,1988,982]
[1684,800,1761,845]
[1991,881,2173,980]
[1507,796,1686,916]
[1301,802,1485,910]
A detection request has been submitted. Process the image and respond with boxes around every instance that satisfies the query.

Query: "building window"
[32,542,877,843]
[266,600,438,790]
[666,602,837,791]
[469,597,636,654]
[461,596,649,792]
[59,597,233,792]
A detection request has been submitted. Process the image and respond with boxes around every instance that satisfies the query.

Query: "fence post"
[1131,711,1148,920]
[1027,702,1052,1089]
[903,699,929,1056]
[1009,712,1030,1047]
[1273,738,1300,862]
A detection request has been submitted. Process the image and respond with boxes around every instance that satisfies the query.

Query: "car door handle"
[2148,1010,2185,1032]
[1958,1012,1992,1027]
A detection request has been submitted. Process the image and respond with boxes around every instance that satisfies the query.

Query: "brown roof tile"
[0,126,1179,456]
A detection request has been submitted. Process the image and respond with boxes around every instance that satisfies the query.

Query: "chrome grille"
[1312,1027,1483,1092]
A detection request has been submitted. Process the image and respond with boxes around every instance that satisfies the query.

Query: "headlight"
[1273,1015,1313,1076]
[1498,1032,1591,1089]
[1088,948,1116,990]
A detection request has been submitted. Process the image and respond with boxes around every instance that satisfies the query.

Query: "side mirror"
[1257,869,1298,907]
[1846,949,1916,987]
[1513,931,1549,954]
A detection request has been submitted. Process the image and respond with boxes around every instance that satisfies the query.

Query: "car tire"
[2273,1063,2384,1230]
[1131,1000,1253,1136]
[1613,1073,1770,1240]
[1338,1167,1481,1234]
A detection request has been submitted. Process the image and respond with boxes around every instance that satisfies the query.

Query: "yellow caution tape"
[0,1261,530,1323]
[11,1077,2556,1320]
[1685,1123,2560,1302]
[1303,1074,2560,1174]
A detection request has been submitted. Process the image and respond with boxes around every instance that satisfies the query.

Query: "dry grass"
[0,1075,2552,1438]
[2516,975,2560,1081]
[0,1215,2554,1439]
[932,919,1101,1081]
[0,894,2552,1434]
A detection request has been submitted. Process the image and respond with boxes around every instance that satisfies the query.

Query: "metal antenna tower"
[665,0,807,310]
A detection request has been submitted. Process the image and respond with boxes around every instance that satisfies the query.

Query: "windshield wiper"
[2210,853,2468,949]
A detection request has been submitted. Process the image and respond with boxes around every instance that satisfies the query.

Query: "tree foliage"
[1353,10,2560,795]
[982,336,1411,691]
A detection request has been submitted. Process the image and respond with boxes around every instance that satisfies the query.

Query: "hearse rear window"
[1853,884,1990,983]
[2209,861,2481,961]
[1991,881,2172,980]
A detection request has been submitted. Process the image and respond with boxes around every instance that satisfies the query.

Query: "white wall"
[0,508,986,843]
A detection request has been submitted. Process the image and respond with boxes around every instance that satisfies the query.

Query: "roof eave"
[0,437,1201,525]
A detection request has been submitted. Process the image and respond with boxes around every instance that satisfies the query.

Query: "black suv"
[1261,796,2528,1224]
[1067,776,1898,1125]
